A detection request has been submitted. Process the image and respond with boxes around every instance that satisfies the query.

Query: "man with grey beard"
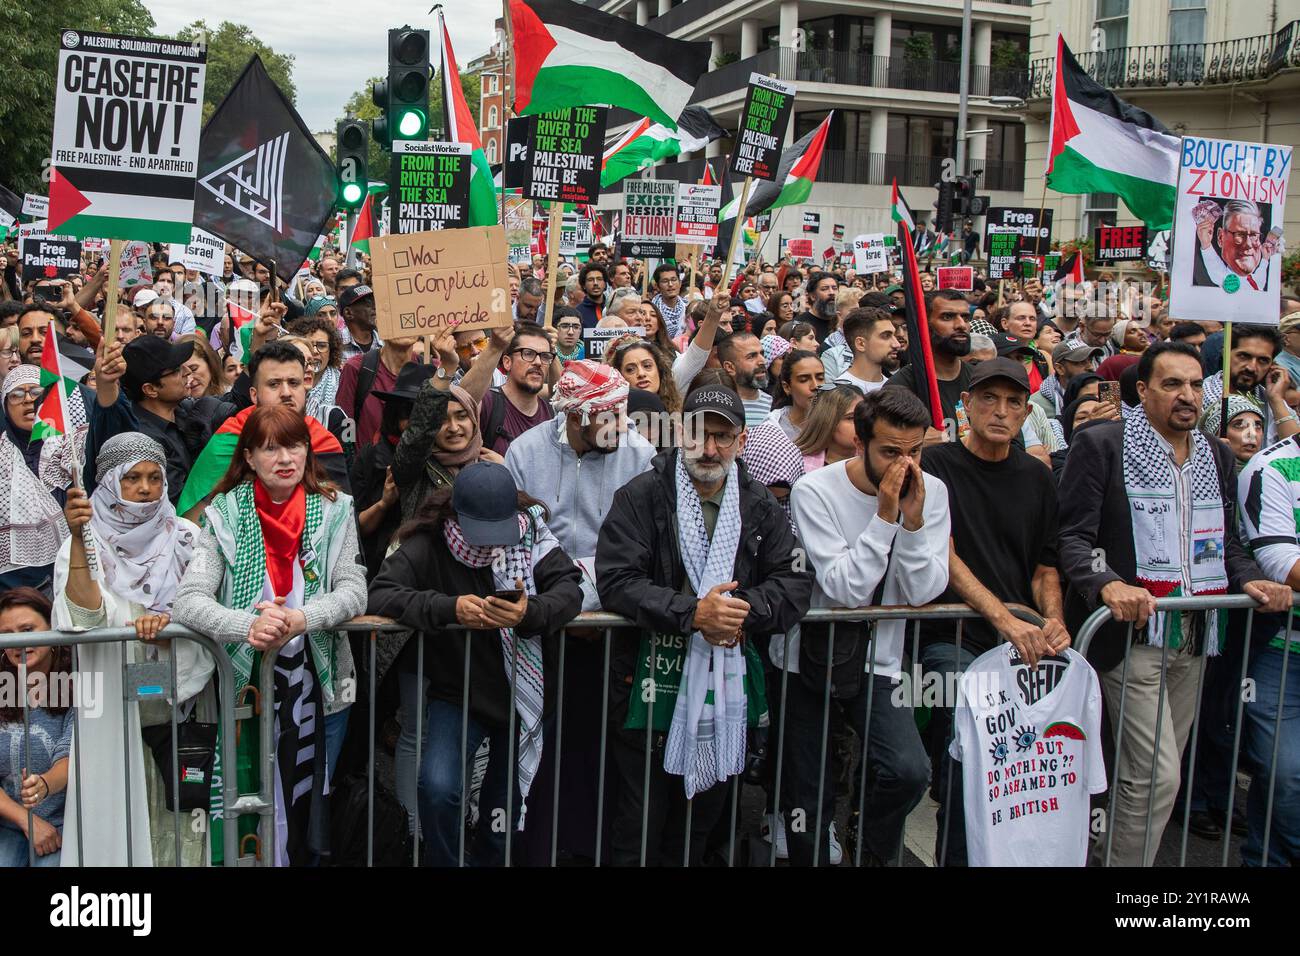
[596,385,812,865]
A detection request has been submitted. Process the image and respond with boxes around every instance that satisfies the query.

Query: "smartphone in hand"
[493,589,524,604]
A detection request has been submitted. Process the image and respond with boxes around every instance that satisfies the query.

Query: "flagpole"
[499,1,513,227]
[718,175,753,292]
[102,239,123,342]
[1221,321,1232,438]
[46,319,100,578]
[540,201,563,328]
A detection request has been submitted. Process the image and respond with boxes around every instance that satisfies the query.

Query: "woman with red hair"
[173,404,366,866]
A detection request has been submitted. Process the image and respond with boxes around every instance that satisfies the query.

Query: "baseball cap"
[990,333,1037,358]
[1280,311,1300,334]
[967,356,1031,393]
[132,288,159,309]
[338,284,374,309]
[123,336,194,389]
[1052,341,1104,365]
[682,385,745,428]
[451,461,523,547]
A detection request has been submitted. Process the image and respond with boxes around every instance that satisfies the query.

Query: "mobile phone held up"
[1099,380,1121,411]
[493,589,524,604]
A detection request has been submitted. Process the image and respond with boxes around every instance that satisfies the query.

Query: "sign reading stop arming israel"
[49,30,206,243]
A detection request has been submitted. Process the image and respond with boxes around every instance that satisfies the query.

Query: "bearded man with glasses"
[478,323,557,456]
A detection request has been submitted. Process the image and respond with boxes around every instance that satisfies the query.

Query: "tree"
[175,21,296,123]
[0,0,155,192]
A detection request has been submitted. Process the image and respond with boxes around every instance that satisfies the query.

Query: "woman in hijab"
[368,463,582,863]
[1201,395,1266,471]
[0,366,73,593]
[55,433,213,866]
[390,378,495,525]
[173,405,367,865]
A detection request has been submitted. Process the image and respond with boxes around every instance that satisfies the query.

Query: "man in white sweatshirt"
[788,387,951,866]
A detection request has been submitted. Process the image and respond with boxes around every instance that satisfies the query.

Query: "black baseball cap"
[682,385,745,428]
[451,461,522,546]
[338,284,374,309]
[123,336,194,388]
[990,333,1038,358]
[967,356,1031,393]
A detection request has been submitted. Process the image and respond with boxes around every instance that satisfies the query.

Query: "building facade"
[467,18,513,166]
[585,0,1032,243]
[1018,0,1300,248]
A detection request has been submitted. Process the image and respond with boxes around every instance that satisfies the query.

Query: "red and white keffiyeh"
[552,360,629,424]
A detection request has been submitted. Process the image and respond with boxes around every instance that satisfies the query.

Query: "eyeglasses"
[455,335,488,357]
[1225,229,1262,245]
[5,386,43,402]
[556,322,582,332]
[695,429,738,449]
[511,347,555,365]
[307,340,330,353]
[0,348,17,359]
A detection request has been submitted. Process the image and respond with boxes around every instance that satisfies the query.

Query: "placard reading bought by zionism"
[50,30,206,243]
[394,141,471,232]
[623,179,677,243]
[522,107,607,205]
[730,74,796,181]
[370,225,513,340]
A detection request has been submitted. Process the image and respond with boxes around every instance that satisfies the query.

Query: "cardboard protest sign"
[986,227,1023,279]
[1169,135,1292,324]
[394,141,472,232]
[23,194,49,219]
[730,74,796,181]
[802,212,820,233]
[853,233,887,274]
[787,237,813,258]
[984,207,1052,255]
[521,107,606,205]
[675,182,720,245]
[623,179,676,243]
[937,266,973,291]
[582,325,643,359]
[1093,225,1148,264]
[18,224,82,281]
[369,224,512,340]
[50,30,206,243]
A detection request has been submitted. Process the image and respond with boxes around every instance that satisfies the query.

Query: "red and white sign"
[937,266,974,291]
[674,183,721,244]
[787,238,813,258]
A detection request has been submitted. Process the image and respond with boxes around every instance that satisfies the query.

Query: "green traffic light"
[341,182,364,205]
[398,109,425,138]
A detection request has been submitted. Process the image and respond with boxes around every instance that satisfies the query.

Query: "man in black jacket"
[1058,341,1290,865]
[596,386,812,865]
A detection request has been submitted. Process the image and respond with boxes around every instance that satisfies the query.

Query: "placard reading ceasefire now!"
[730,74,796,181]
[522,106,607,205]
[370,225,513,340]
[394,141,471,232]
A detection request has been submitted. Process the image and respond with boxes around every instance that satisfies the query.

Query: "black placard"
[21,232,82,282]
[730,74,796,182]
[802,212,820,233]
[986,228,1023,280]
[754,212,772,232]
[1094,224,1150,263]
[503,117,531,188]
[984,206,1053,255]
[522,107,607,205]
[393,142,471,233]
[617,240,671,259]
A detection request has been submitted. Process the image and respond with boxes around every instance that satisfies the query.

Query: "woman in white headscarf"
[54,432,214,866]
[0,365,73,593]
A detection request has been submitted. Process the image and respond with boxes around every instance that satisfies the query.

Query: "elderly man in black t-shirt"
[919,356,1068,865]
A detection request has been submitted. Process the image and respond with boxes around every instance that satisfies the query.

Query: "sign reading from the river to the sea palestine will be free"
[394,141,471,232]
[49,30,206,243]
[522,106,606,206]
[730,74,796,182]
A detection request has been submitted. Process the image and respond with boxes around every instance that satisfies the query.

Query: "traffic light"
[935,180,955,234]
[372,26,430,146]
[953,175,975,217]
[336,119,368,209]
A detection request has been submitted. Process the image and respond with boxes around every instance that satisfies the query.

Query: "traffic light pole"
[345,209,359,269]
[955,0,972,179]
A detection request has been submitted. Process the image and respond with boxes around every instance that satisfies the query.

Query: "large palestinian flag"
[894,182,944,430]
[439,10,498,226]
[600,107,726,188]
[719,114,833,223]
[1046,35,1179,229]
[509,0,711,130]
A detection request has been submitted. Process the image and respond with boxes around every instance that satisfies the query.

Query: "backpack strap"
[481,386,509,453]
[353,348,383,423]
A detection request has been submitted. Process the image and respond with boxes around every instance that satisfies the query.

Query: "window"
[486,138,497,164]
[1094,0,1129,51]
[488,105,498,128]
[1169,0,1206,47]
[1082,192,1119,236]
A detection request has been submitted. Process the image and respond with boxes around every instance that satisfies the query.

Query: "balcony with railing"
[689,47,1030,103]
[1025,20,1300,98]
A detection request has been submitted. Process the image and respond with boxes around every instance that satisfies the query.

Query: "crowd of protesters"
[0,236,1298,869]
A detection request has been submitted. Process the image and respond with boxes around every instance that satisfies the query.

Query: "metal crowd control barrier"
[1075,594,1297,868]
[0,627,241,867]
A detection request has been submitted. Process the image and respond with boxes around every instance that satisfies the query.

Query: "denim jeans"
[0,824,61,867]
[780,671,929,866]
[395,669,429,835]
[417,696,520,867]
[323,707,349,787]
[917,640,978,867]
[1242,646,1300,866]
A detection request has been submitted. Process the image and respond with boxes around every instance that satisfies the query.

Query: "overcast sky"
[147,0,501,131]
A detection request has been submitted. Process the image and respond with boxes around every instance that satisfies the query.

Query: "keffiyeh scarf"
[443,505,549,799]
[1122,407,1228,651]
[305,365,342,424]
[653,294,687,339]
[667,452,747,797]
[740,420,804,530]
[552,360,629,425]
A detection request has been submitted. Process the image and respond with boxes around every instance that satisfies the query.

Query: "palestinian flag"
[894,181,944,430]
[1046,35,1179,229]
[719,114,833,223]
[600,107,727,188]
[1053,250,1086,284]
[891,179,915,233]
[178,405,345,516]
[350,193,376,256]
[439,11,499,227]
[33,321,74,442]
[701,161,717,186]
[307,234,325,262]
[509,0,711,130]
[0,183,20,233]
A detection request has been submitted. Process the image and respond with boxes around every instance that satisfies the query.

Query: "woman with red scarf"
[173,404,366,866]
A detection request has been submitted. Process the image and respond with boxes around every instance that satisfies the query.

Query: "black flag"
[0,183,20,226]
[193,57,336,283]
